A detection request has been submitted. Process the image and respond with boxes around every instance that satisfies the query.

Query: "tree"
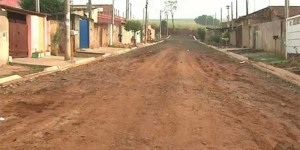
[197,28,206,42]
[194,15,220,27]
[19,0,64,14]
[125,20,143,45]
[164,0,177,32]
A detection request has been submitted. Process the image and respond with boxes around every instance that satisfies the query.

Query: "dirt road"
[0,36,299,150]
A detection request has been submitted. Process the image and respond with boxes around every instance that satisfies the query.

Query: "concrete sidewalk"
[12,56,95,68]
[77,47,126,55]
[193,36,300,86]
[77,43,155,57]
[1,40,164,85]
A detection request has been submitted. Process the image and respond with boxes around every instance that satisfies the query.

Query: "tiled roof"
[270,6,300,18]
[0,0,20,8]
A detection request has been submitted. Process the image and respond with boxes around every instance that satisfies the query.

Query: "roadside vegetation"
[19,0,64,13]
[125,20,143,45]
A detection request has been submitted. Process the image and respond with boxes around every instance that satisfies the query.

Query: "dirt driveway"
[0,36,299,150]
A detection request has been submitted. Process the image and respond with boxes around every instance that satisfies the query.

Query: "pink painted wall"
[0,0,20,8]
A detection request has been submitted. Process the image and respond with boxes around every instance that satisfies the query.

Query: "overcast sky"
[74,0,300,19]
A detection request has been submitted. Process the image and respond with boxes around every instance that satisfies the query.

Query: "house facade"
[71,4,132,47]
[0,5,50,59]
[228,6,300,56]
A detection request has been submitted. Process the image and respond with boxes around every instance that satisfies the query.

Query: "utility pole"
[285,0,289,19]
[231,1,234,29]
[254,0,256,11]
[143,8,145,42]
[88,0,92,19]
[221,8,222,26]
[109,0,115,46]
[126,0,129,19]
[214,13,217,28]
[285,0,290,58]
[246,0,249,15]
[160,10,162,39]
[236,0,238,19]
[130,3,132,19]
[144,0,148,44]
[64,0,71,60]
[226,5,230,28]
[166,12,169,36]
[36,0,40,12]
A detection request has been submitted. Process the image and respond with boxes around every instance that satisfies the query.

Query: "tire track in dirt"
[0,36,299,150]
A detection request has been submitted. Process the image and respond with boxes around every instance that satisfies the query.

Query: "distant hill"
[147,18,203,30]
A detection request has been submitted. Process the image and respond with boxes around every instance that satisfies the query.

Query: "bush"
[209,34,221,43]
[51,29,62,56]
[197,28,206,42]
[222,31,230,39]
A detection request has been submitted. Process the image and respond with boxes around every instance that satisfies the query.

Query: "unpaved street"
[0,36,299,150]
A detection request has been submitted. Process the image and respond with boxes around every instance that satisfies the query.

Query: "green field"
[148,19,203,30]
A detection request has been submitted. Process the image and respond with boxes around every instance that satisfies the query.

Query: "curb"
[193,36,300,87]
[74,57,96,65]
[0,75,22,84]
[44,66,59,72]
[0,40,165,86]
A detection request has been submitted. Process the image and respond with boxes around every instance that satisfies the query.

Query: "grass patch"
[10,63,46,76]
[251,55,287,64]
[231,49,264,55]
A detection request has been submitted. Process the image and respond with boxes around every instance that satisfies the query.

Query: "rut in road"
[0,37,299,150]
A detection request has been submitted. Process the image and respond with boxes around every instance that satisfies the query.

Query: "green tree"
[125,20,143,45]
[164,0,177,32]
[194,15,220,27]
[19,0,64,14]
[197,28,206,42]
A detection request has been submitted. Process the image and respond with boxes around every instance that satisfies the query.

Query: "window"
[292,17,300,25]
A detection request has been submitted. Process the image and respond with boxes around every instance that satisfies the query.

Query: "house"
[72,4,135,47]
[0,0,20,8]
[71,4,124,48]
[0,5,50,58]
[147,25,156,41]
[228,6,300,56]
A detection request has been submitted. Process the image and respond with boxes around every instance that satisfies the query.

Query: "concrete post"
[64,0,71,60]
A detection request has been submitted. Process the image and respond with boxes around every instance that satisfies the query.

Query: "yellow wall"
[0,15,9,66]
[29,15,46,54]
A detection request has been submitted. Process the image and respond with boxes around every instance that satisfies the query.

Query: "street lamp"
[226,5,230,28]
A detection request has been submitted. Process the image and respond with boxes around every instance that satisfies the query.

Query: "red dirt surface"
[0,36,299,150]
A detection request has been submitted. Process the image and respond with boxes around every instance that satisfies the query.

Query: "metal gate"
[79,19,89,48]
[9,21,28,57]
[236,25,243,48]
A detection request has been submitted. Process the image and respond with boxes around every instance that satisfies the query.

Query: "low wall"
[251,20,284,55]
